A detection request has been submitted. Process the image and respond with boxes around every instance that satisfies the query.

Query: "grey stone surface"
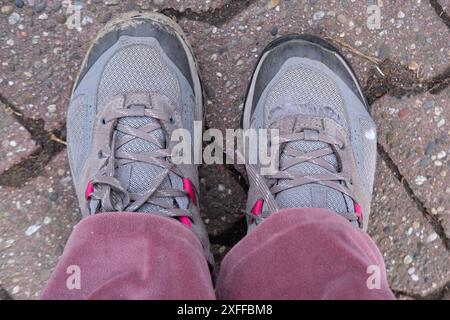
[0,151,80,299]
[0,0,449,299]
[372,92,450,239]
[0,102,39,175]
[369,158,450,297]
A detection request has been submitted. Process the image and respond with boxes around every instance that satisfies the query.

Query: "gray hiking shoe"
[242,35,377,231]
[67,12,213,267]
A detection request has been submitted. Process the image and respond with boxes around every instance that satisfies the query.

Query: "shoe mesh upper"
[98,44,180,109]
[68,43,187,213]
[67,95,91,179]
[264,65,353,214]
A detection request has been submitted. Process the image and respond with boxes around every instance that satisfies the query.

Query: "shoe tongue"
[114,115,187,213]
[275,131,353,215]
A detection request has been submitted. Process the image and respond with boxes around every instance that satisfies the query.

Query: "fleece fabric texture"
[41,209,394,300]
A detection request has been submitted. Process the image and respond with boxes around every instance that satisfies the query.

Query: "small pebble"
[82,16,93,26]
[15,0,24,9]
[270,26,278,36]
[51,0,62,11]
[218,184,226,192]
[415,175,426,186]
[49,193,59,202]
[8,12,20,25]
[1,5,14,15]
[25,224,41,236]
[437,151,446,159]
[34,1,46,13]
[47,104,56,113]
[313,11,325,20]
[267,0,280,10]
[98,11,112,24]
[337,14,347,25]
[54,13,66,24]
[426,232,438,243]
[403,255,413,265]
[408,61,419,71]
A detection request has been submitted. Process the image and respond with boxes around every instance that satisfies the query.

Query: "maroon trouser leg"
[41,208,395,299]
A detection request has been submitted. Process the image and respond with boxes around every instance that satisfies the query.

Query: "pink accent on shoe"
[179,216,192,228]
[85,181,94,200]
[179,178,195,228]
[250,199,264,224]
[252,199,264,216]
[183,178,195,204]
[354,203,362,222]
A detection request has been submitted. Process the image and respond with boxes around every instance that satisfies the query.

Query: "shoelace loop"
[87,100,195,223]
[246,126,360,226]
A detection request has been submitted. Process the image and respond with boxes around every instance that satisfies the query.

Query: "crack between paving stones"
[0,94,66,188]
[207,160,248,246]
[160,0,257,27]
[392,282,449,300]
[209,216,247,246]
[337,32,450,253]
[429,0,450,29]
[0,0,446,295]
[325,39,449,107]
[378,145,450,251]
[365,62,450,106]
[0,285,13,300]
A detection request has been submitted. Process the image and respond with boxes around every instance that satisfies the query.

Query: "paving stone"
[0,102,39,175]
[0,0,231,132]
[369,157,450,297]
[0,150,80,299]
[0,4,101,131]
[372,91,450,238]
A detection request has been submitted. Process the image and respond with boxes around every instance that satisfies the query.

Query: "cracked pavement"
[0,0,449,299]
